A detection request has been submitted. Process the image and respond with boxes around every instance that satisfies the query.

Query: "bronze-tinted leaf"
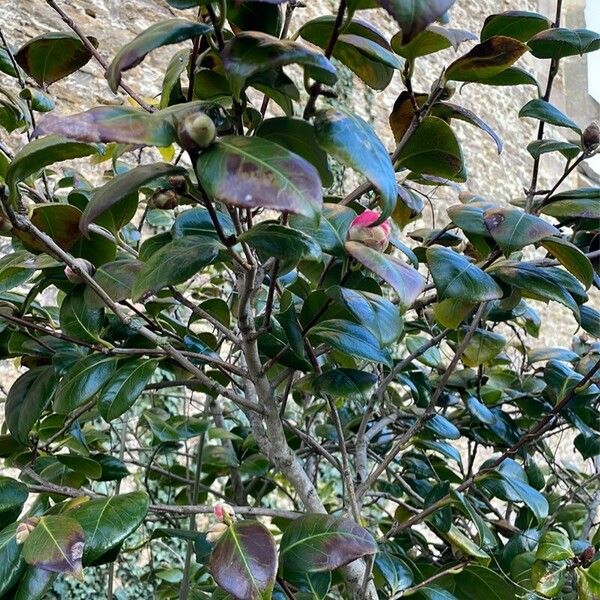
[197,135,323,219]
[210,521,277,600]
[35,106,176,147]
[22,515,85,578]
[106,19,212,92]
[445,36,529,82]
[15,32,98,87]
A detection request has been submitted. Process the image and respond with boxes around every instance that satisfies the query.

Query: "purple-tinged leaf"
[106,20,213,93]
[22,515,85,578]
[345,241,425,310]
[279,514,377,577]
[80,163,186,234]
[197,135,323,219]
[379,0,456,43]
[210,520,277,600]
[35,107,175,147]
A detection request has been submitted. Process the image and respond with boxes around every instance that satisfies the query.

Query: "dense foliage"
[0,0,600,598]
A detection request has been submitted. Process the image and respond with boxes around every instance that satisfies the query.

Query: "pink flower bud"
[347,209,392,252]
[214,502,235,523]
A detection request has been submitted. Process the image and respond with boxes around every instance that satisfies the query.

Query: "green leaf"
[483,207,559,254]
[541,188,600,220]
[35,106,176,147]
[15,32,97,86]
[98,359,158,422]
[172,207,235,240]
[59,287,104,343]
[434,298,476,329]
[426,246,503,302]
[197,135,323,219]
[144,412,182,443]
[495,460,549,520]
[56,455,103,480]
[69,492,149,565]
[445,36,529,82]
[536,531,574,561]
[454,565,516,600]
[255,117,333,187]
[460,328,506,367]
[345,242,425,310]
[299,17,401,89]
[395,116,466,182]
[314,108,397,220]
[0,47,19,78]
[84,259,144,309]
[313,368,377,398]
[481,11,551,42]
[379,0,456,43]
[0,476,28,528]
[5,366,56,445]
[309,319,392,367]
[210,521,278,600]
[19,88,55,113]
[578,305,600,338]
[10,566,56,600]
[5,135,98,203]
[0,523,26,596]
[161,48,188,108]
[107,19,212,92]
[578,561,600,600]
[439,525,490,563]
[290,204,356,256]
[528,28,600,59]
[527,139,581,161]
[332,286,403,346]
[392,25,476,59]
[519,99,581,134]
[467,65,539,88]
[533,560,567,596]
[23,515,85,577]
[80,162,185,234]
[53,354,119,414]
[279,514,377,576]
[239,223,321,262]
[540,237,594,289]
[132,235,221,300]
[222,31,336,99]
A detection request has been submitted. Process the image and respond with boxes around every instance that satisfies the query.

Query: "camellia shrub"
[1,0,600,598]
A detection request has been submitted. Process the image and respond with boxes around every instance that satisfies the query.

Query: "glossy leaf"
[22,515,85,577]
[222,31,337,99]
[59,287,104,343]
[279,514,377,576]
[80,162,185,233]
[528,28,600,59]
[197,135,323,219]
[519,99,581,134]
[53,354,119,414]
[536,531,574,561]
[527,139,581,161]
[35,106,176,147]
[0,523,26,596]
[5,135,98,203]
[483,207,559,254]
[132,236,221,300]
[98,359,158,422]
[395,116,466,181]
[392,25,476,59]
[172,206,235,240]
[454,565,516,600]
[0,476,28,528]
[540,237,594,289]
[210,521,277,600]
[5,366,56,445]
[314,109,397,221]
[313,368,377,398]
[11,566,56,600]
[15,32,97,86]
[84,259,144,309]
[239,223,321,262]
[481,11,551,42]
[379,0,456,43]
[255,117,333,187]
[107,19,212,92]
[460,328,506,367]
[426,246,503,302]
[445,36,529,82]
[345,241,425,310]
[69,492,149,565]
[578,561,600,600]
[309,319,392,366]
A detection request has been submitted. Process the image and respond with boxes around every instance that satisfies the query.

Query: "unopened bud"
[16,518,39,545]
[177,112,217,151]
[148,188,179,210]
[206,522,228,543]
[64,258,95,284]
[580,545,595,566]
[214,502,236,523]
[347,209,392,252]
[168,175,188,195]
[583,121,600,150]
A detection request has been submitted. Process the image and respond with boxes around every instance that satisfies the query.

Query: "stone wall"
[0,0,598,349]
